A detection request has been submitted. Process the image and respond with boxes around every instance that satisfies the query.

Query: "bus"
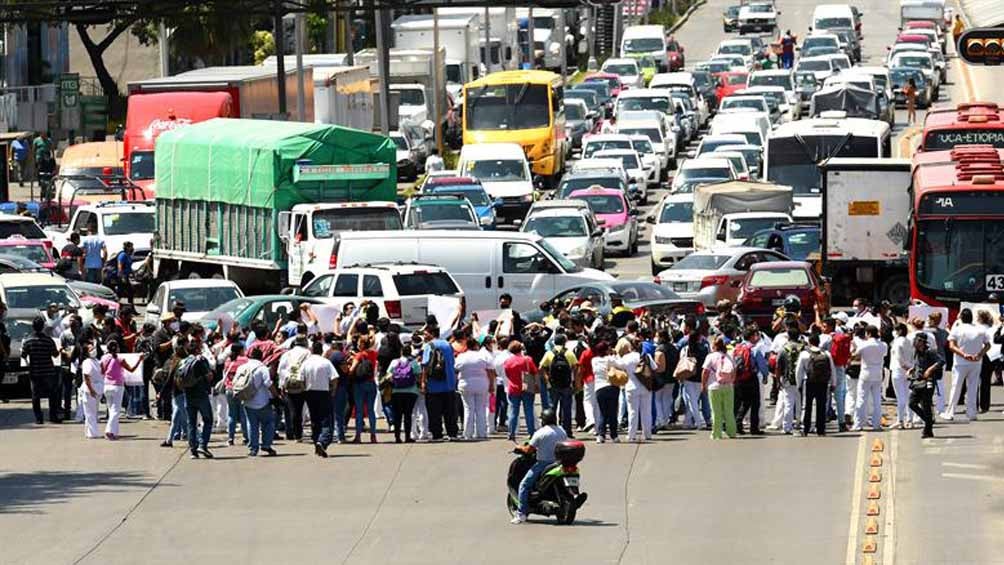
[920,102,1004,151]
[765,116,891,220]
[909,145,1004,312]
[463,70,567,188]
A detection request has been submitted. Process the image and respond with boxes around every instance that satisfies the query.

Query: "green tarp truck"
[153,118,397,291]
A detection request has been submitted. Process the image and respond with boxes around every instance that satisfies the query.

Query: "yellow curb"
[870,453,883,467]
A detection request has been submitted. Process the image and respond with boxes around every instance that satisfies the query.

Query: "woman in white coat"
[890,323,914,428]
[79,337,104,439]
[614,338,652,442]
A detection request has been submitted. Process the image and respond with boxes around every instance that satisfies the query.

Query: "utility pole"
[587,5,597,70]
[527,7,535,68]
[484,7,491,71]
[559,9,567,81]
[433,8,442,152]
[375,8,391,136]
[158,22,169,77]
[294,12,306,122]
[274,1,287,117]
[345,5,354,65]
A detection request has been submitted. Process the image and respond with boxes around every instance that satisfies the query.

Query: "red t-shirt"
[578,348,595,384]
[503,354,538,396]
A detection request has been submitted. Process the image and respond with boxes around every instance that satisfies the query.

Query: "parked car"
[146,279,245,327]
[654,247,789,307]
[524,281,704,324]
[568,186,639,256]
[520,204,605,270]
[201,295,325,332]
[737,261,823,329]
[743,224,821,262]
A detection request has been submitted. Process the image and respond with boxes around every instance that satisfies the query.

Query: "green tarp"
[155,118,396,208]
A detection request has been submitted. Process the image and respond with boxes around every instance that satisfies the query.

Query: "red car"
[0,237,56,270]
[737,261,824,330]
[583,72,626,98]
[716,71,750,102]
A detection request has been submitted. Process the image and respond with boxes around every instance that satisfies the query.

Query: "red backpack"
[830,333,852,367]
[732,343,755,382]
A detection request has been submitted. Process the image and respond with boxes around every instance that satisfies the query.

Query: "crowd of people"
[8,286,1003,460]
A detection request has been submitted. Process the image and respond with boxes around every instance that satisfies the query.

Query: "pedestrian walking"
[903,78,918,124]
[853,326,888,432]
[100,340,144,440]
[221,343,249,446]
[679,322,710,430]
[652,329,678,431]
[301,340,335,457]
[943,309,989,421]
[240,347,278,457]
[909,333,943,438]
[159,342,188,447]
[278,337,311,441]
[797,334,836,436]
[503,340,538,441]
[179,338,215,459]
[540,334,578,436]
[703,336,737,440]
[11,136,28,186]
[22,316,61,424]
[976,309,996,414]
[890,324,914,428]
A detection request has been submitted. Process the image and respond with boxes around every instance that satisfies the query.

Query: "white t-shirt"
[890,336,913,376]
[80,357,103,395]
[591,355,613,389]
[300,354,334,391]
[702,351,733,390]
[455,349,492,394]
[856,339,888,381]
[493,350,512,387]
[949,323,989,367]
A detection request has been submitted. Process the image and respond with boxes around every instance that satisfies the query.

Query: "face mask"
[88,347,98,358]
[169,322,180,332]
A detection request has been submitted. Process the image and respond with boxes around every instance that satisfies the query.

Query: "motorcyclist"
[510,408,567,525]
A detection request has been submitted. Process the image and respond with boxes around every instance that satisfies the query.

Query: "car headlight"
[479,215,493,226]
[608,223,627,233]
[521,194,533,203]
[569,245,588,257]
[654,236,672,245]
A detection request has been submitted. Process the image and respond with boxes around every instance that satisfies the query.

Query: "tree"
[75,21,142,120]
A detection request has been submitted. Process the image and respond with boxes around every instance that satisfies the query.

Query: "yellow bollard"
[872,438,885,452]
[865,517,880,535]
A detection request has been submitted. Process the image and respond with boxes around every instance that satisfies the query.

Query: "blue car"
[424,177,501,229]
[743,224,821,262]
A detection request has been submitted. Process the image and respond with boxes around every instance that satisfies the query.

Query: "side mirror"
[514,218,523,227]
[277,211,291,243]
[596,218,607,226]
[645,215,656,224]
[280,287,296,295]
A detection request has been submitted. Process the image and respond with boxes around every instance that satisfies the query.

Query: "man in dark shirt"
[115,241,135,305]
[183,335,214,459]
[59,232,85,280]
[910,333,943,438]
[21,317,60,424]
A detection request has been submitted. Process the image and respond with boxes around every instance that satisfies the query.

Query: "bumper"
[651,244,693,269]
[739,21,776,33]
[604,229,631,251]
[497,200,532,225]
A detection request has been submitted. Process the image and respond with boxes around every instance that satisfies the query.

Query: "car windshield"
[391,135,408,150]
[700,139,744,154]
[748,268,811,288]
[603,64,638,76]
[798,60,831,72]
[462,159,528,182]
[613,282,681,301]
[392,272,460,296]
[311,208,402,238]
[600,153,639,169]
[4,285,78,309]
[558,176,622,197]
[804,37,838,50]
[750,73,793,90]
[168,286,241,313]
[0,244,51,264]
[631,139,654,154]
[205,298,254,321]
[726,6,740,16]
[573,194,624,214]
[673,178,720,194]
[719,44,751,56]
[795,72,819,88]
[5,317,35,343]
[430,186,490,207]
[726,74,749,85]
[0,221,45,240]
[895,56,931,69]
[583,140,632,158]
[623,38,664,53]
[672,253,730,270]
[102,212,154,235]
[565,104,586,120]
[729,217,782,240]
[619,128,663,144]
[537,238,580,273]
[816,17,852,29]
[707,61,731,73]
[566,92,598,107]
[784,231,821,260]
[722,98,765,112]
[916,220,1004,298]
[680,167,731,181]
[659,201,693,223]
[413,202,476,225]
[395,89,425,106]
[578,82,612,100]
[889,68,925,85]
[129,151,155,180]
[524,215,588,237]
[617,97,670,113]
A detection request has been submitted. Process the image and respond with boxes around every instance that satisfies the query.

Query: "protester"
[890,323,914,428]
[181,338,215,459]
[241,346,277,457]
[22,317,61,424]
[503,340,538,441]
[909,333,943,438]
[422,327,458,441]
[301,340,335,457]
[79,337,104,439]
[387,342,420,443]
[278,336,311,442]
[222,343,249,446]
[853,326,888,432]
[590,341,620,443]
[796,334,836,436]
[703,336,737,440]
[943,309,990,422]
[100,340,144,440]
[539,334,578,436]
[732,327,767,435]
[615,337,652,442]
[455,337,494,440]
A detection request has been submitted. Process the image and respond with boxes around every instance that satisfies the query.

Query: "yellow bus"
[462,70,567,187]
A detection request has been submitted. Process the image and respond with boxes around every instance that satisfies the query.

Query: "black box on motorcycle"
[554,440,585,466]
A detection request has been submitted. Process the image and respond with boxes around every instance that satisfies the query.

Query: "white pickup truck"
[44,202,155,257]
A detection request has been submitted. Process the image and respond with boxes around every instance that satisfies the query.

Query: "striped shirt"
[21,332,58,381]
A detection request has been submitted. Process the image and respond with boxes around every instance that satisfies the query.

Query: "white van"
[457,143,535,226]
[812,4,856,32]
[330,230,614,311]
[621,25,669,71]
[710,112,769,148]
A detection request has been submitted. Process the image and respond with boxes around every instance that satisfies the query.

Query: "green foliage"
[252,30,275,65]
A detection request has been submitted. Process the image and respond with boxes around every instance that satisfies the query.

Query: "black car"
[1,308,41,399]
[723,5,741,32]
[691,69,720,111]
[522,281,705,325]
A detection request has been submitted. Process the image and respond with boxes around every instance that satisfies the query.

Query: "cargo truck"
[820,158,912,305]
[152,118,397,292]
[692,181,794,251]
[393,14,481,98]
[438,7,519,72]
[353,47,447,133]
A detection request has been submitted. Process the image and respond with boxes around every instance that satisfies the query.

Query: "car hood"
[543,236,591,255]
[596,213,629,227]
[653,222,693,238]
[480,180,533,198]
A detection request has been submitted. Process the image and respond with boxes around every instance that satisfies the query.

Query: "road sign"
[60,73,80,108]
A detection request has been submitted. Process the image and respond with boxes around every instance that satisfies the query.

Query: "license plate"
[563,476,580,487]
[2,374,18,385]
[986,274,1004,291]
[772,298,786,306]
[674,282,688,292]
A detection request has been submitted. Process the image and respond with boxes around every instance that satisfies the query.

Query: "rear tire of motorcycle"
[558,503,577,525]
[506,493,518,517]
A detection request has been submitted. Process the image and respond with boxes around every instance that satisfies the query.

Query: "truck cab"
[280,202,403,288]
[45,202,156,257]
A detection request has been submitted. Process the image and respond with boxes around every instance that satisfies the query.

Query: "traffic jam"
[1,0,1001,437]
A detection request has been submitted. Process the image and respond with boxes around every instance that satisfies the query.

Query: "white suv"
[297,263,464,328]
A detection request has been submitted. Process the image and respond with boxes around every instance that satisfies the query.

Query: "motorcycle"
[506,439,588,524]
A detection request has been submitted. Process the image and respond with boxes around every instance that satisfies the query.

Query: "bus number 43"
[986,274,1004,291]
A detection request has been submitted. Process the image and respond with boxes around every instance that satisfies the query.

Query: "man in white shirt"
[301,341,335,457]
[493,337,514,433]
[277,337,312,442]
[853,326,888,431]
[943,309,990,421]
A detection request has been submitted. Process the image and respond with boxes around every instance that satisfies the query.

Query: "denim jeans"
[353,380,377,436]
[304,390,333,448]
[167,393,187,442]
[833,366,847,423]
[244,404,275,454]
[331,381,349,441]
[507,392,536,440]
[518,460,551,515]
[700,389,712,425]
[538,379,551,410]
[126,384,145,417]
[495,384,508,429]
[185,394,213,452]
[226,391,247,443]
[550,387,574,436]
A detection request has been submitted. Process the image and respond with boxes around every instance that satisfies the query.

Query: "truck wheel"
[880,275,910,305]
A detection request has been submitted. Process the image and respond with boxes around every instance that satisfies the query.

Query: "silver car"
[520,206,605,270]
[655,246,788,307]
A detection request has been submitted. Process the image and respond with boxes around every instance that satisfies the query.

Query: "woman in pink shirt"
[101,340,144,440]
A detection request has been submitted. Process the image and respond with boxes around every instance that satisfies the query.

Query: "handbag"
[607,365,629,388]
[636,354,655,391]
[673,355,697,381]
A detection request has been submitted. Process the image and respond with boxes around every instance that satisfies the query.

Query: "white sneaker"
[940,412,954,421]
[612,436,621,443]
[510,513,527,525]
[596,436,605,444]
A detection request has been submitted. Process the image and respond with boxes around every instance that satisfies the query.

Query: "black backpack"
[353,355,374,382]
[807,349,832,385]
[427,345,447,381]
[549,347,573,390]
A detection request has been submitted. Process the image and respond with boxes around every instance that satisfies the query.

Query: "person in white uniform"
[943,309,990,421]
[79,338,104,439]
[890,323,915,428]
[853,326,888,432]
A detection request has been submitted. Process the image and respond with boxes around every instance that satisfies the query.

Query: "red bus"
[920,101,1004,151]
[909,145,1004,312]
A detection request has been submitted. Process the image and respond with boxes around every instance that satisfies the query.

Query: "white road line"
[845,433,867,565]
[941,472,1004,483]
[883,432,899,565]
[942,462,990,470]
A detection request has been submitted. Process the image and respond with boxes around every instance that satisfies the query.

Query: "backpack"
[427,345,447,381]
[830,332,852,367]
[714,354,735,386]
[173,356,201,390]
[283,350,310,393]
[807,349,832,385]
[549,347,573,390]
[732,343,755,383]
[390,359,416,388]
[781,341,804,386]
[353,354,375,383]
[231,362,258,402]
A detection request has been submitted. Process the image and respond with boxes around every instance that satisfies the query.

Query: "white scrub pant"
[411,393,429,440]
[654,386,673,427]
[891,369,912,425]
[779,384,798,433]
[682,380,705,428]
[625,387,652,441]
[945,362,980,420]
[461,390,489,440]
[855,379,883,430]
[845,377,858,418]
[212,392,229,431]
[80,384,104,439]
[582,380,596,427]
[104,384,124,436]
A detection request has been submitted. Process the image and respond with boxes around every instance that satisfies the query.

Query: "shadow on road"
[0,470,155,515]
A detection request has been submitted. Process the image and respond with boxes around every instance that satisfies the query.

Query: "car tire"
[651,260,661,276]
[667,157,677,171]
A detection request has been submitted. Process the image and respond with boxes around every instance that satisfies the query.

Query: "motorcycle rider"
[511,408,567,525]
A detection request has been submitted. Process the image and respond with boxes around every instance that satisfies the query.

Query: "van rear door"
[389,269,464,326]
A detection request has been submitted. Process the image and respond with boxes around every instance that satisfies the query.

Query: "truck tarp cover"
[693,181,794,215]
[155,118,396,208]
[812,85,880,119]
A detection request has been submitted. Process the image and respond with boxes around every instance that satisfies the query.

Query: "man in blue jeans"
[80,228,106,284]
[511,409,567,524]
[182,340,215,459]
[539,334,578,436]
[242,347,278,457]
